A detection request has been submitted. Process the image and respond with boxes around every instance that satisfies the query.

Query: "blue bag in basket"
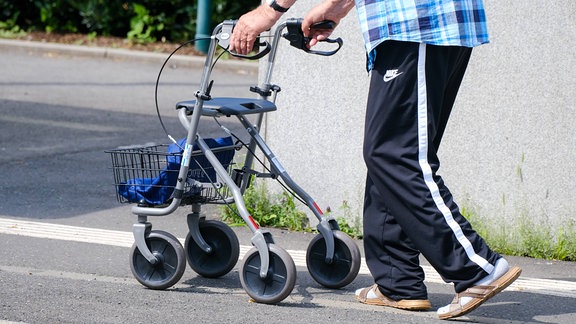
[118,136,234,204]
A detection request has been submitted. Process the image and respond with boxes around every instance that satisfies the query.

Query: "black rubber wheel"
[306,230,361,289]
[184,220,240,278]
[239,244,296,304]
[129,230,186,290]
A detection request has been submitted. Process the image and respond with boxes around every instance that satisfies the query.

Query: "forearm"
[259,0,297,22]
[272,0,298,10]
[304,0,356,27]
[324,0,356,14]
[301,0,355,45]
[270,0,355,18]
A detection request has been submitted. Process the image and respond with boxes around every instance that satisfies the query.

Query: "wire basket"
[106,138,237,205]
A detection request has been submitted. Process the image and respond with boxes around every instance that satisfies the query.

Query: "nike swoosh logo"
[383,69,403,82]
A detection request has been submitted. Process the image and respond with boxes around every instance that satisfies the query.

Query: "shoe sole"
[439,266,522,320]
[355,293,431,310]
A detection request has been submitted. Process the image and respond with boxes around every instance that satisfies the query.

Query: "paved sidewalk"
[1,37,575,323]
[0,39,576,286]
[1,216,575,299]
[2,36,575,292]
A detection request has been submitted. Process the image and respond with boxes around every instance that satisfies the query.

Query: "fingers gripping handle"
[217,20,271,60]
[215,19,342,59]
[283,18,343,56]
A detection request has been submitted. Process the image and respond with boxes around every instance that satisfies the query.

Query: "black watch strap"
[268,0,290,13]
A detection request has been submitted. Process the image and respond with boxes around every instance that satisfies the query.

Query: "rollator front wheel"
[306,230,361,289]
[239,244,296,304]
[185,220,240,278]
[129,230,186,290]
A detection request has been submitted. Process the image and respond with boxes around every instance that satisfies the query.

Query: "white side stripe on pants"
[416,43,494,275]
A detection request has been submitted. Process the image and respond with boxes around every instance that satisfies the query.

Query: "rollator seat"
[176,97,277,116]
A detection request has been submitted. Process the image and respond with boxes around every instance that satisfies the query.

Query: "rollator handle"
[217,20,272,60]
[283,18,343,56]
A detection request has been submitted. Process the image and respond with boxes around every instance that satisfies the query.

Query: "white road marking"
[1,217,575,298]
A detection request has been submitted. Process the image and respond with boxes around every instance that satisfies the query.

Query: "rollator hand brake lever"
[283,18,343,56]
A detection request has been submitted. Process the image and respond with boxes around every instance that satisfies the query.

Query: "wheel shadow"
[173,268,369,309]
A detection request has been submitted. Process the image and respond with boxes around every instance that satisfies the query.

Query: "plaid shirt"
[355,0,489,69]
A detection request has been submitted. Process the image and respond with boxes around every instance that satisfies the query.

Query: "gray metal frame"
[130,20,340,278]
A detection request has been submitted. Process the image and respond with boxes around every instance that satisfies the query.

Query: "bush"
[222,181,311,232]
[0,0,260,43]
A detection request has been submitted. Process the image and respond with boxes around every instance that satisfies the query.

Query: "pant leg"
[363,174,428,300]
[363,41,500,294]
[426,43,475,150]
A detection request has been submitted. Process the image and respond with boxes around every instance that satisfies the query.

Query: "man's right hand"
[229,5,282,55]
[302,0,355,47]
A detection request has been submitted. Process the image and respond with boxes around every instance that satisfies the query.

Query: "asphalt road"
[1,42,575,323]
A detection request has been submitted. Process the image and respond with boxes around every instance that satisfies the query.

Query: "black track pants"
[362,41,500,300]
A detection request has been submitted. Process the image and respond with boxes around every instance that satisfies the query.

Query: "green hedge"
[0,0,260,43]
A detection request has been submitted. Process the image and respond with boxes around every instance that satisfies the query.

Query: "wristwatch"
[266,0,290,13]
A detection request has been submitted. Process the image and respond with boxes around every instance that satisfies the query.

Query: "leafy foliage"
[0,0,260,43]
[325,201,363,239]
[222,182,311,232]
[221,181,364,241]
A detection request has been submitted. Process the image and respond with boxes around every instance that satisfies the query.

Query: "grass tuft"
[463,206,576,261]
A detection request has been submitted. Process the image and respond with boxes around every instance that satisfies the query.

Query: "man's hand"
[229,5,282,55]
[230,0,354,54]
[302,0,355,47]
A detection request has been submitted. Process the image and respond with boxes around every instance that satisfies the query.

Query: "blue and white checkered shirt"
[355,0,489,70]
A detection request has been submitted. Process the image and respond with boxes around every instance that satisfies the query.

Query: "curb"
[0,38,259,74]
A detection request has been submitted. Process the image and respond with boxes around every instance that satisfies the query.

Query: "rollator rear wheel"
[239,244,296,304]
[306,230,361,288]
[184,220,240,278]
[130,230,186,290]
